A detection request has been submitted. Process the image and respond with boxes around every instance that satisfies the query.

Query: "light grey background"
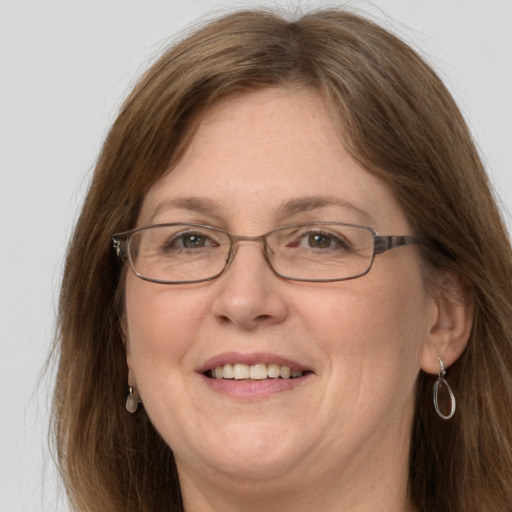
[1,1,511,510]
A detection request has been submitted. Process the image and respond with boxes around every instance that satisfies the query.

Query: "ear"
[119,310,137,382]
[127,368,137,388]
[420,272,473,374]
[118,307,133,364]
[124,334,136,381]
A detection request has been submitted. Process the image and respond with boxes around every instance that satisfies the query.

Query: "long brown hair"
[52,8,512,511]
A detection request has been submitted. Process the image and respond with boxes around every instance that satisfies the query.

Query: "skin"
[124,87,471,512]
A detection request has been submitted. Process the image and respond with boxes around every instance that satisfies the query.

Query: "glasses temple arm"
[112,237,128,260]
[373,235,422,255]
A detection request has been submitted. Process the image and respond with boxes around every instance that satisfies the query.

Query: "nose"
[211,241,288,330]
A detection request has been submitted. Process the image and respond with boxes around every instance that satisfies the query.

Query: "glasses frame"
[112,222,422,284]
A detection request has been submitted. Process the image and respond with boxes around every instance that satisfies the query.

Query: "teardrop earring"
[126,385,141,413]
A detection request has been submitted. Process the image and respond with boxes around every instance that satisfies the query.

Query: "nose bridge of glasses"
[227,232,267,252]
[225,233,273,266]
[229,233,267,245]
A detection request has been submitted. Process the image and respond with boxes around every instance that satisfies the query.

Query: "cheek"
[298,268,431,394]
[124,279,216,433]
[124,278,206,375]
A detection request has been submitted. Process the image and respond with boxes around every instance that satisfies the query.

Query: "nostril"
[255,314,272,321]
[216,314,231,325]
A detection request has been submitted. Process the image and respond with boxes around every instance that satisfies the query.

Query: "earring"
[433,357,456,420]
[126,385,141,413]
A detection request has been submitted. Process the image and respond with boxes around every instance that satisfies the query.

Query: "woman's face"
[125,88,438,493]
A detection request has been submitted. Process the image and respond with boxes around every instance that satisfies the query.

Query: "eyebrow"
[147,195,374,225]
[147,197,222,224]
[274,196,373,224]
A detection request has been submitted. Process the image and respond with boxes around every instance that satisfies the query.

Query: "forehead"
[138,87,409,234]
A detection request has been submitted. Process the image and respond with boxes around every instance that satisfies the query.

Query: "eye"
[286,229,351,251]
[161,230,220,252]
[179,233,208,249]
[307,233,333,249]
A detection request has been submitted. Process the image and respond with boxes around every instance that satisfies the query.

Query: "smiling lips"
[201,356,310,398]
[208,363,305,380]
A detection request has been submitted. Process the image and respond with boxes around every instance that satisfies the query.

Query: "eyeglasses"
[112,222,421,284]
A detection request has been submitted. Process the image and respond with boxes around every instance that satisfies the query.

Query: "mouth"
[204,363,308,380]
[199,354,312,399]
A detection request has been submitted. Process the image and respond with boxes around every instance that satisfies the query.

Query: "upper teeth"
[211,363,304,380]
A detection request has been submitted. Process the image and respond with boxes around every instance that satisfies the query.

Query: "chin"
[177,421,306,482]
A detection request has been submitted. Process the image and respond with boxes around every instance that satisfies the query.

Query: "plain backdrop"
[1,1,511,510]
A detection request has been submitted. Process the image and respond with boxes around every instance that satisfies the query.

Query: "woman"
[52,7,512,512]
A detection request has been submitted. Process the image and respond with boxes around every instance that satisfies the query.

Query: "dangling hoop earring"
[433,357,456,420]
[126,385,141,413]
